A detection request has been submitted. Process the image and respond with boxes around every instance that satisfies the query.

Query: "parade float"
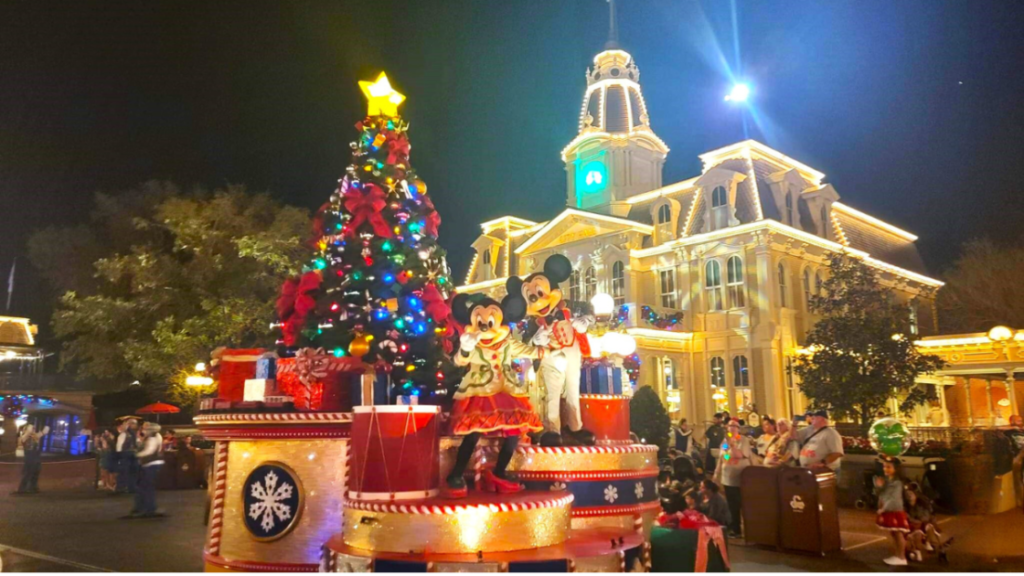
[195,72,659,573]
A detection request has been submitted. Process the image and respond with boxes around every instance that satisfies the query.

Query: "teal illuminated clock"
[577,159,607,196]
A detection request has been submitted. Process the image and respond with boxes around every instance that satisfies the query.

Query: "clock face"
[578,160,607,196]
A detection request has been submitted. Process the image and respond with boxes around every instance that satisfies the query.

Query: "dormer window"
[710,186,729,230]
[820,205,829,237]
[483,250,491,265]
[656,204,672,241]
[785,192,794,226]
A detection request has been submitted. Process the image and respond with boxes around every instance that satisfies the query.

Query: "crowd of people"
[91,417,166,518]
[659,409,844,540]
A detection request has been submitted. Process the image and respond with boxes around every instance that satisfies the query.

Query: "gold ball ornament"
[407,178,427,197]
[348,333,374,359]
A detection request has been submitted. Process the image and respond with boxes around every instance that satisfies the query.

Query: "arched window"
[612,261,625,306]
[711,186,728,207]
[710,356,725,387]
[657,204,671,223]
[659,269,677,309]
[569,269,581,303]
[482,250,490,265]
[803,269,812,310]
[726,256,745,308]
[785,192,794,225]
[909,303,919,335]
[710,186,729,231]
[584,267,597,301]
[662,357,676,391]
[778,263,788,308]
[705,260,723,312]
[732,355,752,412]
[815,272,823,297]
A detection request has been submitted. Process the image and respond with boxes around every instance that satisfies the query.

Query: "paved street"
[1,470,1023,572]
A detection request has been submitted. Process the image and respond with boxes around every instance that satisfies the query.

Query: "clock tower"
[562,0,668,216]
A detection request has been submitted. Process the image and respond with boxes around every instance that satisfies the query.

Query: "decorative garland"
[343,492,574,515]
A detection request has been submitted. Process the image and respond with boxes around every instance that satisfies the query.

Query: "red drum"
[348,405,441,501]
[579,394,631,445]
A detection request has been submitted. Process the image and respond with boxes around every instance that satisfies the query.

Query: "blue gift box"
[350,369,390,406]
[255,356,277,379]
[580,365,624,396]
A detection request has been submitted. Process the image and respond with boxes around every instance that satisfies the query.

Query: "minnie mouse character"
[444,293,550,499]
[505,254,593,440]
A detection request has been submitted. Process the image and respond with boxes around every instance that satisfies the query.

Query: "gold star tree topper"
[359,72,406,117]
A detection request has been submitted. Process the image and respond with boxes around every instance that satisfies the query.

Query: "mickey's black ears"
[501,292,527,324]
[505,276,524,298]
[451,293,474,326]
[543,254,573,285]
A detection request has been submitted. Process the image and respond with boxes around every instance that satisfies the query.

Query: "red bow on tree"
[387,134,410,165]
[419,195,441,237]
[343,183,393,238]
[277,271,322,346]
[420,284,450,325]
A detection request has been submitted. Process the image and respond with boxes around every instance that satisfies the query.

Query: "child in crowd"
[874,458,911,566]
[904,484,949,562]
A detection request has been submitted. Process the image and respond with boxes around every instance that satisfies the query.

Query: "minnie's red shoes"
[481,469,524,494]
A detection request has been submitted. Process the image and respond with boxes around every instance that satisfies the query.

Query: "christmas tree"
[277,72,458,402]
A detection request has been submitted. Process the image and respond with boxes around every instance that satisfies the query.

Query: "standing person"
[12,424,49,495]
[713,420,754,538]
[127,422,166,518]
[797,409,844,478]
[755,417,777,460]
[95,431,113,490]
[763,418,800,467]
[697,479,731,528]
[874,458,910,566]
[674,418,693,453]
[115,418,140,494]
[704,413,725,475]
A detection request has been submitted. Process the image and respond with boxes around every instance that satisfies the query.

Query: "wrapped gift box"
[243,378,276,402]
[580,365,624,396]
[215,348,265,401]
[255,356,277,379]
[351,369,390,406]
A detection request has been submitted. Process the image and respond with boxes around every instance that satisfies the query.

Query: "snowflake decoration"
[634,482,644,500]
[248,470,295,533]
[550,482,567,492]
[604,485,618,503]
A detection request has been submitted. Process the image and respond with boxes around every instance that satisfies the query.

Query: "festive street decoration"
[243,463,303,541]
[612,305,685,331]
[868,417,912,458]
[276,71,459,400]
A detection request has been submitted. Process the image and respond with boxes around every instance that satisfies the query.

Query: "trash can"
[777,468,841,555]
[740,466,780,547]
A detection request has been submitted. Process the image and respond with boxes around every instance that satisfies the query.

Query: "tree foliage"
[937,239,1024,333]
[792,253,945,433]
[630,385,672,457]
[28,181,309,405]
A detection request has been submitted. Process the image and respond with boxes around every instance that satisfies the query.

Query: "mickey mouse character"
[505,254,593,439]
[443,293,550,499]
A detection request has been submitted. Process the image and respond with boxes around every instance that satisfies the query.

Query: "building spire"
[605,0,620,50]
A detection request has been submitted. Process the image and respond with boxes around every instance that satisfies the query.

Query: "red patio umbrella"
[136,402,181,424]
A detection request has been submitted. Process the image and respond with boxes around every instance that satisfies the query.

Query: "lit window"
[569,269,581,303]
[726,256,744,309]
[778,263,788,308]
[909,303,919,336]
[733,355,752,413]
[656,204,673,242]
[803,269,812,310]
[710,186,729,231]
[785,192,794,225]
[710,356,725,387]
[663,357,675,390]
[612,261,625,306]
[705,260,723,311]
[584,267,597,301]
[657,204,671,223]
[659,269,677,309]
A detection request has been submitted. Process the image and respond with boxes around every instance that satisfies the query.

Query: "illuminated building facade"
[456,38,945,425]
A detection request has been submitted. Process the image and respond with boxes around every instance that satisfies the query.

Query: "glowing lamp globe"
[988,325,1015,342]
[618,333,637,356]
[868,417,912,458]
[591,293,615,317]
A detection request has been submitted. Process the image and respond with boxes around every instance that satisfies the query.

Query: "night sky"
[3,1,1024,333]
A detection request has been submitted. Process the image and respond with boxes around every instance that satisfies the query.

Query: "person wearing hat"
[126,422,165,518]
[797,409,844,475]
[114,417,141,494]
